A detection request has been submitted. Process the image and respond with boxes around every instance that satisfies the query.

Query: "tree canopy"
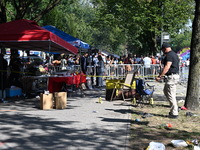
[0,0,63,23]
[91,0,194,54]
[0,0,195,54]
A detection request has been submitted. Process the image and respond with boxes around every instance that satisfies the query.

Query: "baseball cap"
[161,43,171,49]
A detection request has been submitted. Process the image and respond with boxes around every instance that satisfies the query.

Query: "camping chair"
[110,71,136,101]
[134,79,155,107]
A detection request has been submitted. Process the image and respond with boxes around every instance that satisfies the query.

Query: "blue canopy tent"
[43,25,90,49]
[80,41,90,49]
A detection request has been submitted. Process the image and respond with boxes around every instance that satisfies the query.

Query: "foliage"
[91,0,195,55]
[42,0,127,55]
[171,31,192,52]
[42,0,95,47]
[0,0,63,23]
[0,0,195,56]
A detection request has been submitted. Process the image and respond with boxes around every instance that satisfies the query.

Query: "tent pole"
[46,40,51,91]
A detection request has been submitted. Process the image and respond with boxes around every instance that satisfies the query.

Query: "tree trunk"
[0,0,7,23]
[149,31,157,55]
[184,0,200,110]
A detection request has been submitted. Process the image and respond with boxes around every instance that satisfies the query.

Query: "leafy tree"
[91,0,194,55]
[0,0,7,23]
[0,0,63,23]
[91,11,127,54]
[184,0,200,110]
[170,31,192,52]
[42,0,95,46]
[42,0,126,54]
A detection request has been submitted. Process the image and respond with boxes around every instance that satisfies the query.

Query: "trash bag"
[194,146,200,150]
[171,140,188,147]
[147,141,165,150]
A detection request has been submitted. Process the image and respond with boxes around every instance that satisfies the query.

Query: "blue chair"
[135,79,155,107]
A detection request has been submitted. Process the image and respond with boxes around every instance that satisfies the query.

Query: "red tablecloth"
[48,74,86,93]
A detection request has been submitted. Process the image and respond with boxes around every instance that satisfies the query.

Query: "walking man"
[156,43,180,119]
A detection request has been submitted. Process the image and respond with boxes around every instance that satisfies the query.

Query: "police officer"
[156,43,180,119]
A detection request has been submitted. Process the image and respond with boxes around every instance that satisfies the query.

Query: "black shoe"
[186,112,194,117]
[142,113,154,118]
[168,114,178,119]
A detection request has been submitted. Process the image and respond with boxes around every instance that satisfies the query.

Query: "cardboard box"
[40,93,53,110]
[54,92,67,109]
[6,88,22,97]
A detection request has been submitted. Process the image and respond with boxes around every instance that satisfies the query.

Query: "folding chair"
[135,79,155,107]
[110,71,136,101]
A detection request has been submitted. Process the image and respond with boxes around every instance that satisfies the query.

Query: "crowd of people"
[0,47,189,94]
[45,52,164,87]
[0,49,189,88]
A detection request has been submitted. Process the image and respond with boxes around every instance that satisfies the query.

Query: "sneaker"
[186,112,194,117]
[142,113,154,118]
[168,114,178,119]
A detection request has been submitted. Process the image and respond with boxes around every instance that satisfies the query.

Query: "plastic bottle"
[135,118,140,122]
[99,97,102,103]
[149,98,154,105]
[116,89,118,96]
[132,98,136,105]
[160,123,172,129]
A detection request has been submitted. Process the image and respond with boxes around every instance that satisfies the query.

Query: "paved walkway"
[0,89,132,150]
[0,81,187,150]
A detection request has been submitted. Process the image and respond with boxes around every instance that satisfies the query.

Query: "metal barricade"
[179,66,189,82]
[47,64,188,82]
[103,64,160,80]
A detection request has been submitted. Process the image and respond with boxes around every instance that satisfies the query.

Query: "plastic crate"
[6,88,22,97]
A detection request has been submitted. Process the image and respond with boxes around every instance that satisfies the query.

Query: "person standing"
[0,54,8,99]
[156,43,180,119]
[96,55,104,87]
[60,55,67,70]
[80,53,88,74]
[151,55,157,76]
[9,53,23,86]
[143,55,152,77]
[124,54,133,72]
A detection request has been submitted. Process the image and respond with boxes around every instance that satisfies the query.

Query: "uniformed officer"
[156,43,180,119]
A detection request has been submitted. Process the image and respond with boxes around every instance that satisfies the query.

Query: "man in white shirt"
[143,55,152,76]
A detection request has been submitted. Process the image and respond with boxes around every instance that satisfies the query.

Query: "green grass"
[130,101,200,150]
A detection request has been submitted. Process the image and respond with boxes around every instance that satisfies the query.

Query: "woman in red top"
[151,56,157,64]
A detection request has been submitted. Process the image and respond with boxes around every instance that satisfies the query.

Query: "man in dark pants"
[80,53,88,74]
[156,43,180,119]
[9,53,22,86]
